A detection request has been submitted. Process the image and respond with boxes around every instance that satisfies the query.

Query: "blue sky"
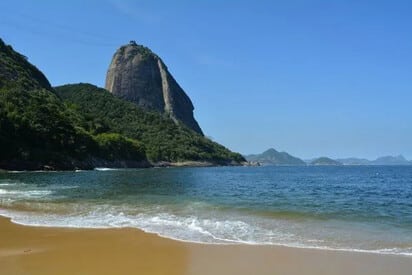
[1,0,411,159]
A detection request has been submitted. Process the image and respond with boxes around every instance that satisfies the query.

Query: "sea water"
[1,166,411,256]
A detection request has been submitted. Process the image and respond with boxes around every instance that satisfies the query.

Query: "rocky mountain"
[310,157,342,166]
[0,38,244,170]
[245,148,306,166]
[105,41,203,135]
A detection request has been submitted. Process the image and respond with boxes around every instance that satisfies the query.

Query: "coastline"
[1,216,411,275]
[0,160,252,172]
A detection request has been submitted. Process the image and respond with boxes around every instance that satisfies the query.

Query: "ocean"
[0,166,411,256]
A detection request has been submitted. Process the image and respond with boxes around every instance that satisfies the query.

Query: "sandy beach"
[0,216,411,275]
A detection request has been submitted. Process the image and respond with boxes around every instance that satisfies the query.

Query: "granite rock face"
[105,41,203,135]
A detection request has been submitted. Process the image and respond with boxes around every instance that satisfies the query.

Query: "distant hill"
[245,148,306,166]
[335,158,371,165]
[336,155,411,165]
[370,155,410,165]
[310,157,342,166]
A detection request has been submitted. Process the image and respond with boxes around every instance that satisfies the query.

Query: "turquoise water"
[0,166,412,256]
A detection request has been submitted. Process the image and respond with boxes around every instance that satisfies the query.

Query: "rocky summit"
[105,41,203,135]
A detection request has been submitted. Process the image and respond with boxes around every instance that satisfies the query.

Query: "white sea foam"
[0,188,53,198]
[8,170,59,173]
[7,171,27,173]
[0,183,411,257]
[0,180,24,186]
[94,168,120,171]
[0,205,411,257]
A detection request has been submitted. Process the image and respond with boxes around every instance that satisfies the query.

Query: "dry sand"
[0,216,411,275]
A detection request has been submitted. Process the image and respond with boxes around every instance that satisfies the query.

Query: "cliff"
[105,41,203,135]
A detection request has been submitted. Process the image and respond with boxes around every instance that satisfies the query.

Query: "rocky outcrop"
[105,41,203,135]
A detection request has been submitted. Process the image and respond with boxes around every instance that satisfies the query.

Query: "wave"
[0,183,16,186]
[7,170,60,173]
[0,206,411,257]
[94,168,121,171]
[1,167,411,257]
[0,188,53,198]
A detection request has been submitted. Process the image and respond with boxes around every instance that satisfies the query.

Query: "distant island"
[245,148,411,166]
[310,157,342,166]
[335,155,411,166]
[0,39,245,170]
[334,157,370,165]
[245,148,306,166]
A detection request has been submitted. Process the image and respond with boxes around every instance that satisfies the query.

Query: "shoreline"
[1,216,411,275]
[2,212,411,258]
[0,160,253,173]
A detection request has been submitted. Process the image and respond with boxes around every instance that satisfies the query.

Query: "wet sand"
[0,216,411,275]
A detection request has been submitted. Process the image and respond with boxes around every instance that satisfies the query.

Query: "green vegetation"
[0,87,92,163]
[0,38,244,170]
[93,133,145,161]
[56,83,245,163]
[0,39,51,90]
[0,39,148,169]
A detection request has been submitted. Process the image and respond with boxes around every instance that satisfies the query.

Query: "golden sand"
[0,216,411,275]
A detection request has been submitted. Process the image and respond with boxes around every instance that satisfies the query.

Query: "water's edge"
[1,166,411,257]
[0,212,410,258]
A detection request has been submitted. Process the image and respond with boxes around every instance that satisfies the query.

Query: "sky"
[1,0,411,159]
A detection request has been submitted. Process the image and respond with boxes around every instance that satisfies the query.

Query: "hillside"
[371,155,411,165]
[245,148,306,166]
[0,38,244,170]
[335,158,371,165]
[336,156,412,165]
[0,39,51,90]
[310,157,342,166]
[55,83,244,164]
[0,39,149,170]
